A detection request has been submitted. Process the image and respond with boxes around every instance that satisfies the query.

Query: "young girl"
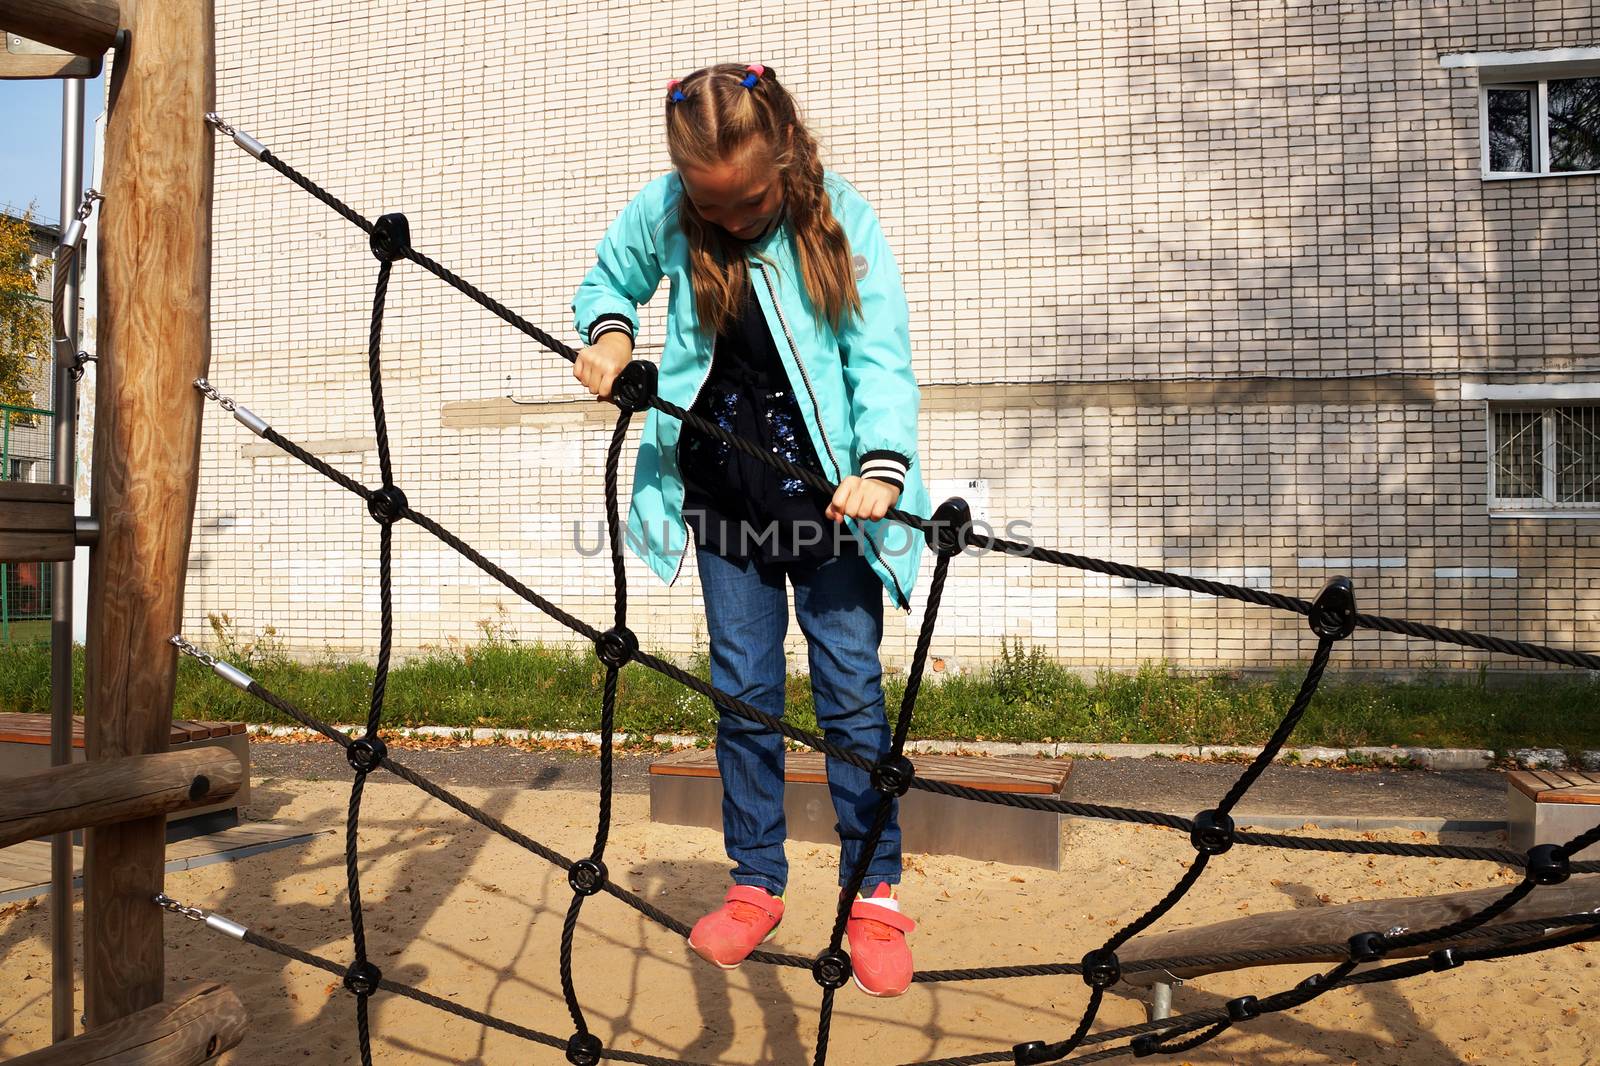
[570,63,929,998]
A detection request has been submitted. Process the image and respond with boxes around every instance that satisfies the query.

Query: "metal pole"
[50,74,85,1045]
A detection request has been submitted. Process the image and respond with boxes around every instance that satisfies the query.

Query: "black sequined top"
[679,269,860,567]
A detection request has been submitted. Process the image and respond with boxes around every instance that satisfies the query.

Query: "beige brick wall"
[194,0,1600,673]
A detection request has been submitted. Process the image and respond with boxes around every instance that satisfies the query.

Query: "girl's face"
[680,148,785,241]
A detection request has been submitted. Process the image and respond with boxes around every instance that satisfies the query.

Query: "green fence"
[2,402,56,645]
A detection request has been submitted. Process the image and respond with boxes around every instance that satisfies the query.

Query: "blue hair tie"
[741,63,765,89]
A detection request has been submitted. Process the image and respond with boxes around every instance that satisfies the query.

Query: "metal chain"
[169,634,219,669]
[154,892,209,923]
[193,377,239,413]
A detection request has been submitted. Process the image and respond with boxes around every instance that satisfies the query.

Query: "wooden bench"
[649,749,1072,870]
[0,712,250,827]
[1508,770,1600,860]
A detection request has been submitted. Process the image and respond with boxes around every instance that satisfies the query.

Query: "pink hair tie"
[666,78,686,103]
[740,64,765,89]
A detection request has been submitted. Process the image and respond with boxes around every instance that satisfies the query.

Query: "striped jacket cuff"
[587,314,635,346]
[859,450,909,491]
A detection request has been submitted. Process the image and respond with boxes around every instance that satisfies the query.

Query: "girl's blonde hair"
[664,63,861,337]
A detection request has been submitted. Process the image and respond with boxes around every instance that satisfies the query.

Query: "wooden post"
[0,0,121,56]
[83,0,213,1028]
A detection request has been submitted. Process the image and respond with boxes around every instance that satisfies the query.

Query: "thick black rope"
[1215,638,1334,815]
[557,413,636,1051]
[205,127,1600,1066]
[368,262,396,489]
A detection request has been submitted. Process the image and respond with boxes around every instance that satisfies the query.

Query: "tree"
[0,210,52,414]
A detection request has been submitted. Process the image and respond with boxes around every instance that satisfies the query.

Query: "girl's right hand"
[574,333,635,401]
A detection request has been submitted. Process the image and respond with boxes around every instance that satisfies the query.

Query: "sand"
[2,777,1594,1065]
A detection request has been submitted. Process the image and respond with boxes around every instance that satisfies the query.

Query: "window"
[1444,49,1600,178]
[1489,404,1600,511]
[1481,76,1600,177]
[6,458,36,482]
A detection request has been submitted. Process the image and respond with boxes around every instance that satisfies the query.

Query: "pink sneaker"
[846,884,916,997]
[688,885,785,969]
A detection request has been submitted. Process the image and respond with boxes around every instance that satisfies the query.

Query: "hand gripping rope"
[150,114,1600,1066]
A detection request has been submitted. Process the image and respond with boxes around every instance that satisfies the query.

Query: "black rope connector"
[568,858,608,897]
[1080,947,1121,989]
[1348,931,1387,963]
[611,360,659,414]
[1526,843,1571,885]
[1225,994,1261,1022]
[1429,947,1466,971]
[1297,971,1326,992]
[925,496,972,556]
[343,959,382,997]
[1013,1040,1055,1065]
[1130,1034,1159,1058]
[870,754,915,797]
[811,949,852,989]
[346,734,388,773]
[595,625,638,669]
[1189,808,1235,855]
[367,484,409,525]
[370,212,412,262]
[564,1031,602,1066]
[1308,575,1357,640]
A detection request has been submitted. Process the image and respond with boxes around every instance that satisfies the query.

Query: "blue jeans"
[696,547,900,896]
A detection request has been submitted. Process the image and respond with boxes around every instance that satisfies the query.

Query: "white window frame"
[1465,383,1600,518]
[1442,49,1600,181]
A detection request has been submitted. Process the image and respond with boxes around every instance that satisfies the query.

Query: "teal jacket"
[572,170,929,609]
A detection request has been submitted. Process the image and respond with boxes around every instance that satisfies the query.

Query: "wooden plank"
[0,483,73,504]
[649,749,1071,795]
[0,488,75,561]
[0,0,121,57]
[0,49,100,79]
[9,981,246,1065]
[1507,771,1544,800]
[0,821,327,900]
[1541,785,1600,806]
[0,849,52,884]
[82,0,214,1028]
[1118,876,1600,985]
[0,530,75,562]
[0,500,74,531]
[0,748,241,848]
[0,713,246,748]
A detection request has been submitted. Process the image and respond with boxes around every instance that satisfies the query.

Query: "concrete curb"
[245,725,1592,771]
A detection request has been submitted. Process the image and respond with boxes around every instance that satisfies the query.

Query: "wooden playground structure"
[0,0,249,1060]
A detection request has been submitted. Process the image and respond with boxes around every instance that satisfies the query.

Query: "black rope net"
[159,116,1600,1066]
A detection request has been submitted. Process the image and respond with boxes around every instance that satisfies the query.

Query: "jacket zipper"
[669,333,717,587]
[753,261,910,610]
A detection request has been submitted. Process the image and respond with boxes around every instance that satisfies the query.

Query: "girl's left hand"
[825,476,900,523]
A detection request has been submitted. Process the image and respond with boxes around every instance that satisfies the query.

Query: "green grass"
[0,619,50,646]
[2,627,1597,755]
